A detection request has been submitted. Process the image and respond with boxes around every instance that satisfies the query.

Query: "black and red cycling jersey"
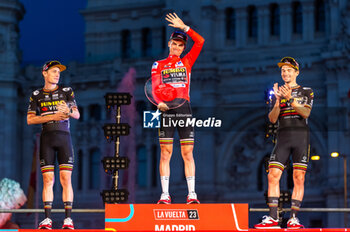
[270,85,314,129]
[151,28,205,103]
[27,85,77,132]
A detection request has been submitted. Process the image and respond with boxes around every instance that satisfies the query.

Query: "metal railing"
[0,207,348,213]
[250,208,350,212]
[0,209,105,213]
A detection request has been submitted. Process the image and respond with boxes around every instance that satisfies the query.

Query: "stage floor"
[6,229,349,231]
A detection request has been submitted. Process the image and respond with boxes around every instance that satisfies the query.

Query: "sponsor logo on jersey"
[162,68,186,74]
[33,90,40,96]
[302,156,307,162]
[40,100,65,107]
[159,131,165,137]
[170,83,186,88]
[161,68,187,83]
[175,61,184,67]
[62,87,71,92]
[152,62,159,69]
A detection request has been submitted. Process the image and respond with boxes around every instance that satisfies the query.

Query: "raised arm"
[166,13,205,66]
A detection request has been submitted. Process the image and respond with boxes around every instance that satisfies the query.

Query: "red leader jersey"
[151,28,205,103]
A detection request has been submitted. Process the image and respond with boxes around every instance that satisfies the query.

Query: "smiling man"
[27,61,80,229]
[255,57,314,229]
[151,13,204,204]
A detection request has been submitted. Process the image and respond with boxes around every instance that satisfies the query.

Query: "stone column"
[280,3,292,44]
[200,5,216,51]
[258,5,269,46]
[216,8,226,49]
[131,29,142,59]
[328,0,340,45]
[152,27,163,57]
[236,7,247,48]
[303,2,315,42]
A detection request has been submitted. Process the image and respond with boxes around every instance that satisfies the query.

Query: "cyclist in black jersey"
[255,57,314,229]
[27,61,80,229]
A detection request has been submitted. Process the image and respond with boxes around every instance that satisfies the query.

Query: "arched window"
[315,0,326,32]
[162,26,166,50]
[151,144,158,187]
[257,154,270,191]
[77,150,84,190]
[141,28,152,57]
[247,5,258,38]
[121,29,131,58]
[225,8,236,40]
[136,101,147,119]
[137,145,147,187]
[78,106,84,122]
[292,2,303,34]
[89,148,101,190]
[89,104,101,121]
[270,4,280,36]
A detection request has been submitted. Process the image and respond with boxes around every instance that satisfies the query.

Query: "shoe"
[254,215,280,229]
[62,217,74,229]
[186,192,200,204]
[157,193,171,204]
[287,217,304,229]
[38,217,52,229]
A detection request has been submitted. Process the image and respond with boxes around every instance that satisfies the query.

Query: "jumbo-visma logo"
[143,110,161,128]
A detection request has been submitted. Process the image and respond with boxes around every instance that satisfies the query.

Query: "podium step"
[1,230,105,232]
[105,203,248,231]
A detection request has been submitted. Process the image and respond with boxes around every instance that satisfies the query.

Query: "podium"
[105,203,249,231]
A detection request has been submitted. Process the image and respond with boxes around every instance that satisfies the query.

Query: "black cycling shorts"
[39,131,74,173]
[269,127,310,171]
[158,101,194,146]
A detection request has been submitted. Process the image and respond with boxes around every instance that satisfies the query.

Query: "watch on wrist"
[288,98,294,104]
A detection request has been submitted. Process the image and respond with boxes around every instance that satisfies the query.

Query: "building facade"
[5,0,350,228]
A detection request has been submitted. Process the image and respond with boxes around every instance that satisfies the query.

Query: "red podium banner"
[105,203,249,231]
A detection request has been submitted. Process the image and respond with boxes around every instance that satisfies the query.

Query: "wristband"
[183,26,190,32]
[288,98,294,104]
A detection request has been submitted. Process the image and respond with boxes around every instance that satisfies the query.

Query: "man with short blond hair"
[27,60,80,229]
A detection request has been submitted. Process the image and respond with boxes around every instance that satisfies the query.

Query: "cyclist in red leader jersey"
[151,13,204,204]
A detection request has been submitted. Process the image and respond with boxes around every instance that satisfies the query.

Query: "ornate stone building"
[0,0,24,180]
[8,0,350,228]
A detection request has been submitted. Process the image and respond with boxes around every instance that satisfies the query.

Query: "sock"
[64,201,73,218]
[290,199,302,218]
[160,176,169,195]
[44,201,52,219]
[186,176,195,195]
[268,197,279,220]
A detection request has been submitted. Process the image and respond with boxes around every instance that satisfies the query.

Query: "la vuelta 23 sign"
[105,203,249,231]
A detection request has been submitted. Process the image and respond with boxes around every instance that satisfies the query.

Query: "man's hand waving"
[165,13,188,30]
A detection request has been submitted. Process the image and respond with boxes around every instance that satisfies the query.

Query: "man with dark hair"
[27,61,80,229]
[151,13,204,204]
[255,57,314,229]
